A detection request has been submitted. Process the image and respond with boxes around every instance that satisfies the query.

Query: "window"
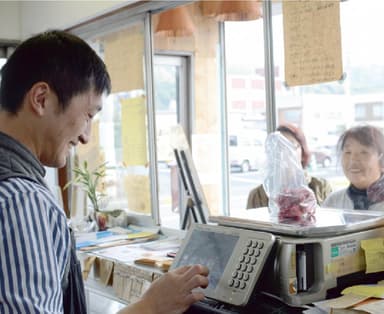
[67,0,384,229]
[355,103,366,120]
[372,102,384,119]
[225,19,267,213]
[232,100,247,110]
[272,0,384,193]
[153,4,225,225]
[251,79,264,89]
[223,0,384,214]
[354,102,384,121]
[232,78,246,89]
[72,19,157,226]
[153,55,190,229]
[70,3,226,229]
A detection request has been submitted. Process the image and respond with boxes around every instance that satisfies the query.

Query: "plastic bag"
[263,132,317,222]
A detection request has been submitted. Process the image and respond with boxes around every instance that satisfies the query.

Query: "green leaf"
[64,161,108,211]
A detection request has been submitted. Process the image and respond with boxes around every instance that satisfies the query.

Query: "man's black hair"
[0,30,111,114]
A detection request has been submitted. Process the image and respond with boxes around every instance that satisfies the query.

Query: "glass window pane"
[153,3,225,227]
[272,0,384,192]
[224,19,267,213]
[75,21,153,218]
[372,102,384,119]
[154,56,182,229]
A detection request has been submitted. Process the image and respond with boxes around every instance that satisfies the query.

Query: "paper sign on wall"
[121,97,147,167]
[103,26,144,93]
[124,174,151,214]
[283,1,343,86]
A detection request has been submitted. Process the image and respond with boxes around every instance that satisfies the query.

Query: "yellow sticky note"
[364,251,384,274]
[361,238,384,251]
[121,97,148,167]
[361,238,384,274]
[342,285,384,299]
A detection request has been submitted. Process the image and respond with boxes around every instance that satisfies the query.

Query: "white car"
[229,134,266,172]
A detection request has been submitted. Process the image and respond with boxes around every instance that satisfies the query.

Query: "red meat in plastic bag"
[276,186,316,222]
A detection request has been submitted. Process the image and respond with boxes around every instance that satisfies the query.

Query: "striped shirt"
[0,177,70,314]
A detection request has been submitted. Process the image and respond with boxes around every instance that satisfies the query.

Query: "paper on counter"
[76,225,160,250]
[91,242,171,264]
[139,235,182,251]
[342,285,384,299]
[313,293,370,311]
[354,299,384,314]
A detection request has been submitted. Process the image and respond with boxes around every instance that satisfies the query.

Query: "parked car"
[229,134,266,172]
[311,149,332,167]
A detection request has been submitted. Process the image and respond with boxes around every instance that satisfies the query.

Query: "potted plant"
[64,160,108,230]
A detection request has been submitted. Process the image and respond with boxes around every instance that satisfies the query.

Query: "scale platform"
[209,207,384,237]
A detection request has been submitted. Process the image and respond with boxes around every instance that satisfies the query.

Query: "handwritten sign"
[283,1,342,86]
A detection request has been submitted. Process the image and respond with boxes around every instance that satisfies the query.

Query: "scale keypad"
[228,239,266,290]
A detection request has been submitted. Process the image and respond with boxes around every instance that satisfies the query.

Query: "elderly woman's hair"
[338,125,384,167]
[277,123,311,168]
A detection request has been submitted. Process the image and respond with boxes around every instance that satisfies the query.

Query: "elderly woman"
[246,123,332,209]
[323,125,384,210]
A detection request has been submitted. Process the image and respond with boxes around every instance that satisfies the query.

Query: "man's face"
[40,89,103,168]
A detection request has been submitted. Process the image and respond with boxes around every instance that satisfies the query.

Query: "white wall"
[0,0,129,40]
[0,1,21,40]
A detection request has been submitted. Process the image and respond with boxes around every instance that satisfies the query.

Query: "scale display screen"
[175,230,238,289]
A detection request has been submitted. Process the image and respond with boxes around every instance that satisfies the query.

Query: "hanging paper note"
[124,174,151,214]
[103,26,144,93]
[121,97,148,167]
[283,1,343,86]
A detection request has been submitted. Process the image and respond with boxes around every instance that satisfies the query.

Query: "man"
[0,30,208,314]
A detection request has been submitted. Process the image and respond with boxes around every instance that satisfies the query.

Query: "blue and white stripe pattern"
[0,178,70,314]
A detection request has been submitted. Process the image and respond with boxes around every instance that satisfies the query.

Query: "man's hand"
[142,264,209,314]
[118,264,209,314]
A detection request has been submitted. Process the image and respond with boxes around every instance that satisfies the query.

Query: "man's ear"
[28,82,51,116]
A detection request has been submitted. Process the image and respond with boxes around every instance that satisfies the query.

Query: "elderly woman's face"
[341,137,382,189]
